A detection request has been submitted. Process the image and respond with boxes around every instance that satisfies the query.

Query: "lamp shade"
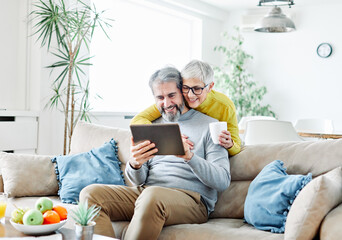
[258,0,294,7]
[254,6,295,32]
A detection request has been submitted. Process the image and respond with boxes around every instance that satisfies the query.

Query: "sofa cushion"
[113,219,284,240]
[212,140,342,220]
[319,203,342,240]
[0,152,58,197]
[284,166,342,240]
[158,218,284,240]
[52,139,125,204]
[210,180,250,219]
[230,140,342,181]
[69,121,133,186]
[244,160,312,233]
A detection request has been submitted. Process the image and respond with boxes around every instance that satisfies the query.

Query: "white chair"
[238,116,277,144]
[238,116,276,133]
[244,120,304,145]
[295,118,334,134]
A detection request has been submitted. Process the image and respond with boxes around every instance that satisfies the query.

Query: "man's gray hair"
[181,60,214,85]
[149,67,182,93]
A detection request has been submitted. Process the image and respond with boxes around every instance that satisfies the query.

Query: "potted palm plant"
[71,200,101,240]
[30,0,112,154]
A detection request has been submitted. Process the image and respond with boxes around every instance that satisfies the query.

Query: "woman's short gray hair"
[181,60,214,85]
[149,67,182,93]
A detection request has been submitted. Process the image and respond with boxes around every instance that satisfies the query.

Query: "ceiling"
[198,0,341,11]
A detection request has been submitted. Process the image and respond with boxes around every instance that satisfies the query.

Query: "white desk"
[297,132,342,139]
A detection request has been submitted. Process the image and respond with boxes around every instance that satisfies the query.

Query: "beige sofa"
[1,121,342,240]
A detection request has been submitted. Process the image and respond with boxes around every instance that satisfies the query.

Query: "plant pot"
[75,221,96,240]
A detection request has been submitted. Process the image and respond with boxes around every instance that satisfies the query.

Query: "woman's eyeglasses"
[182,84,208,95]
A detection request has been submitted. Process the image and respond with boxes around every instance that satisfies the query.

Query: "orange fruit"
[43,210,60,224]
[53,206,68,221]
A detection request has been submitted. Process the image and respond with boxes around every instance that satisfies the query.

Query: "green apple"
[35,197,53,213]
[11,208,25,224]
[23,209,43,225]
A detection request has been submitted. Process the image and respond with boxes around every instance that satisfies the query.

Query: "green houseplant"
[30,0,112,154]
[71,200,101,240]
[71,200,101,226]
[213,27,276,121]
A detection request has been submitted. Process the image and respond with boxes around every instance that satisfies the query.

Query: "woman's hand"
[219,130,234,149]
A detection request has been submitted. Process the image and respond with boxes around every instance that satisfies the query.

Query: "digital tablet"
[130,123,185,155]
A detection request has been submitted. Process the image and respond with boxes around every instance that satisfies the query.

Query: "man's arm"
[181,132,231,192]
[125,138,158,185]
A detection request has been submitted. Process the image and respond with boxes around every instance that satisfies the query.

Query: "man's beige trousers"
[79,184,208,240]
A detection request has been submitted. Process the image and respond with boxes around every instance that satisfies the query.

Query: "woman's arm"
[130,104,161,125]
[225,107,241,155]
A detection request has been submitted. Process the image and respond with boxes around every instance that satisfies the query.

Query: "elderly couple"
[80,60,241,239]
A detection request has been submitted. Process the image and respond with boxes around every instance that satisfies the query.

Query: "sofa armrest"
[320,203,342,240]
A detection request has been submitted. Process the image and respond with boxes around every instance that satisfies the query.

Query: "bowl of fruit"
[10,197,68,235]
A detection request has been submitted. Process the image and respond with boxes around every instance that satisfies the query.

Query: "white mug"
[209,122,227,144]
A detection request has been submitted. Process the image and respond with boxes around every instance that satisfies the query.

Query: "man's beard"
[159,102,184,122]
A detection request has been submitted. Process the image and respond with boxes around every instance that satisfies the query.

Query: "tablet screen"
[130,123,185,155]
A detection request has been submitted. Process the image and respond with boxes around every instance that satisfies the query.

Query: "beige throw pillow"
[0,153,58,197]
[284,166,342,240]
[320,203,342,240]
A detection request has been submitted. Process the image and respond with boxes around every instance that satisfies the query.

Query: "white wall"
[0,0,67,155]
[222,4,342,131]
[0,0,225,155]
[0,0,28,110]
[3,1,341,155]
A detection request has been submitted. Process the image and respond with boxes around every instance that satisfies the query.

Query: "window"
[90,0,202,112]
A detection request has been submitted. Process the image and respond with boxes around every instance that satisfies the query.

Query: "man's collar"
[178,109,195,121]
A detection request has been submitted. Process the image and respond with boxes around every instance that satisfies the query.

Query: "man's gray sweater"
[126,109,231,214]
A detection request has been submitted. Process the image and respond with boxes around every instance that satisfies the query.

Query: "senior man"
[79,66,231,240]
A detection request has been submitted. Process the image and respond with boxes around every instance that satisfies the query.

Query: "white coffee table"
[1,217,118,239]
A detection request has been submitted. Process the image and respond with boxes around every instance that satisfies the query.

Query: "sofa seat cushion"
[160,219,284,240]
[112,219,284,240]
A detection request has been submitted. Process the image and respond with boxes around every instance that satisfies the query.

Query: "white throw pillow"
[0,152,58,197]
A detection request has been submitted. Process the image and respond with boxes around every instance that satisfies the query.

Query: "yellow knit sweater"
[131,90,241,156]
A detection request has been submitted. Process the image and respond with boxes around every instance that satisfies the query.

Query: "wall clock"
[317,43,332,58]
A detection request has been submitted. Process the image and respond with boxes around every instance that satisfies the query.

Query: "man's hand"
[219,130,234,149]
[177,135,194,161]
[129,137,158,169]
[181,134,194,150]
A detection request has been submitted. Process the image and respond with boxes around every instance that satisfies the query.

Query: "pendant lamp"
[254,0,295,33]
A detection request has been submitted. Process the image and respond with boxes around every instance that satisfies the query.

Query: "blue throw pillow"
[51,138,125,204]
[244,160,312,233]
